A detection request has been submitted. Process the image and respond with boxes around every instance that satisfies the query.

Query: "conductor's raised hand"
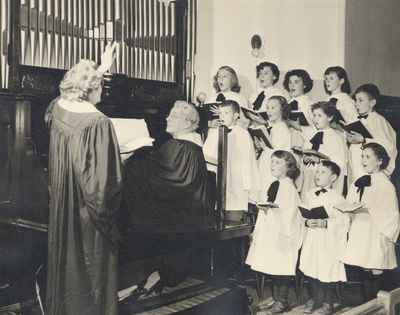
[98,42,118,74]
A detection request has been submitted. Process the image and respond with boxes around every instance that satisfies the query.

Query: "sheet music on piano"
[110,118,154,156]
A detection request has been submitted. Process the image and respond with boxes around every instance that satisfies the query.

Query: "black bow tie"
[253,91,265,111]
[315,188,328,196]
[267,180,280,203]
[216,93,225,102]
[289,100,299,111]
[329,97,338,106]
[358,114,369,120]
[354,175,371,202]
[310,131,324,151]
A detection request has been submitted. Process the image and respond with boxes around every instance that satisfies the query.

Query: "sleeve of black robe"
[123,139,215,233]
[77,117,123,250]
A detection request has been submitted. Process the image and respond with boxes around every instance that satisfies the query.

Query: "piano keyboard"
[134,287,230,315]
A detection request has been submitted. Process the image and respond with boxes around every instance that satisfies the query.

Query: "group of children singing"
[200,62,399,315]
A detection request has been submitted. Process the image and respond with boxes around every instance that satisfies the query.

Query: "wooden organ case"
[0,0,250,313]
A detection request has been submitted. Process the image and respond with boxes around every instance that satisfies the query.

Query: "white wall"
[194,0,346,102]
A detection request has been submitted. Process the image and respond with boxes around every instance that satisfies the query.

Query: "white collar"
[58,98,100,113]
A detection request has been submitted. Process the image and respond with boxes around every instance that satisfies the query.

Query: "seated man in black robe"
[119,101,216,294]
[123,100,215,233]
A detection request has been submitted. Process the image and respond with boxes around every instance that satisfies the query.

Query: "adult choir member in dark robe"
[46,43,121,315]
[123,100,215,233]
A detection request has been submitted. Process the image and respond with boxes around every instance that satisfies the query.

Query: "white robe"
[289,94,316,148]
[341,172,400,270]
[326,92,358,124]
[203,125,260,211]
[301,128,348,199]
[246,177,303,275]
[348,111,397,182]
[299,188,349,282]
[258,121,292,200]
[248,86,289,112]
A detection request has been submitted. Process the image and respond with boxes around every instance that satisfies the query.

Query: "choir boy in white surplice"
[300,161,349,315]
[346,84,397,182]
[257,96,292,199]
[246,151,302,313]
[283,69,316,147]
[248,62,288,112]
[342,143,400,300]
[203,100,260,219]
[300,102,348,200]
[324,66,358,124]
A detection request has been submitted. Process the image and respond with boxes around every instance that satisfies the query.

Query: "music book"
[333,201,364,213]
[241,107,269,124]
[257,202,279,209]
[336,110,346,124]
[299,205,329,219]
[292,146,330,160]
[110,118,154,153]
[289,111,310,126]
[200,102,221,121]
[248,127,273,149]
[343,121,373,139]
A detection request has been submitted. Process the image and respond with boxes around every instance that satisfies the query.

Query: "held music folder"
[241,107,269,124]
[248,128,273,149]
[299,205,329,219]
[343,120,373,139]
[289,111,310,126]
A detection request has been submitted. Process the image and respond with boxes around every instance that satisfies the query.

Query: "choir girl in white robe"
[346,84,397,182]
[246,150,302,314]
[342,143,400,300]
[206,65,249,129]
[203,100,260,221]
[248,62,289,112]
[256,96,292,199]
[324,66,358,124]
[300,102,348,200]
[283,69,316,147]
[299,161,349,315]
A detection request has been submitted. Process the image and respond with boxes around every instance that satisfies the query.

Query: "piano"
[0,62,255,314]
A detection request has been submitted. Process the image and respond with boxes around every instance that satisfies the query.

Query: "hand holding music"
[346,131,365,144]
[306,219,327,229]
[209,105,220,115]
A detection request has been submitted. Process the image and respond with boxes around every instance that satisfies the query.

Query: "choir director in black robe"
[123,100,215,233]
[46,43,121,315]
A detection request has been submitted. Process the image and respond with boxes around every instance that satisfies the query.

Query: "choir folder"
[343,120,373,139]
[289,111,309,126]
[241,107,269,124]
[248,128,273,149]
[299,205,329,219]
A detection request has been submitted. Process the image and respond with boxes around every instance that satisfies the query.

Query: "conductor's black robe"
[47,100,122,315]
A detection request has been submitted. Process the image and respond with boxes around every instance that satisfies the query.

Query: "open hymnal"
[289,111,310,126]
[257,202,279,209]
[343,121,373,139]
[299,205,329,219]
[292,146,330,160]
[241,107,269,124]
[199,102,221,121]
[248,127,273,149]
[333,201,364,213]
[110,118,154,154]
